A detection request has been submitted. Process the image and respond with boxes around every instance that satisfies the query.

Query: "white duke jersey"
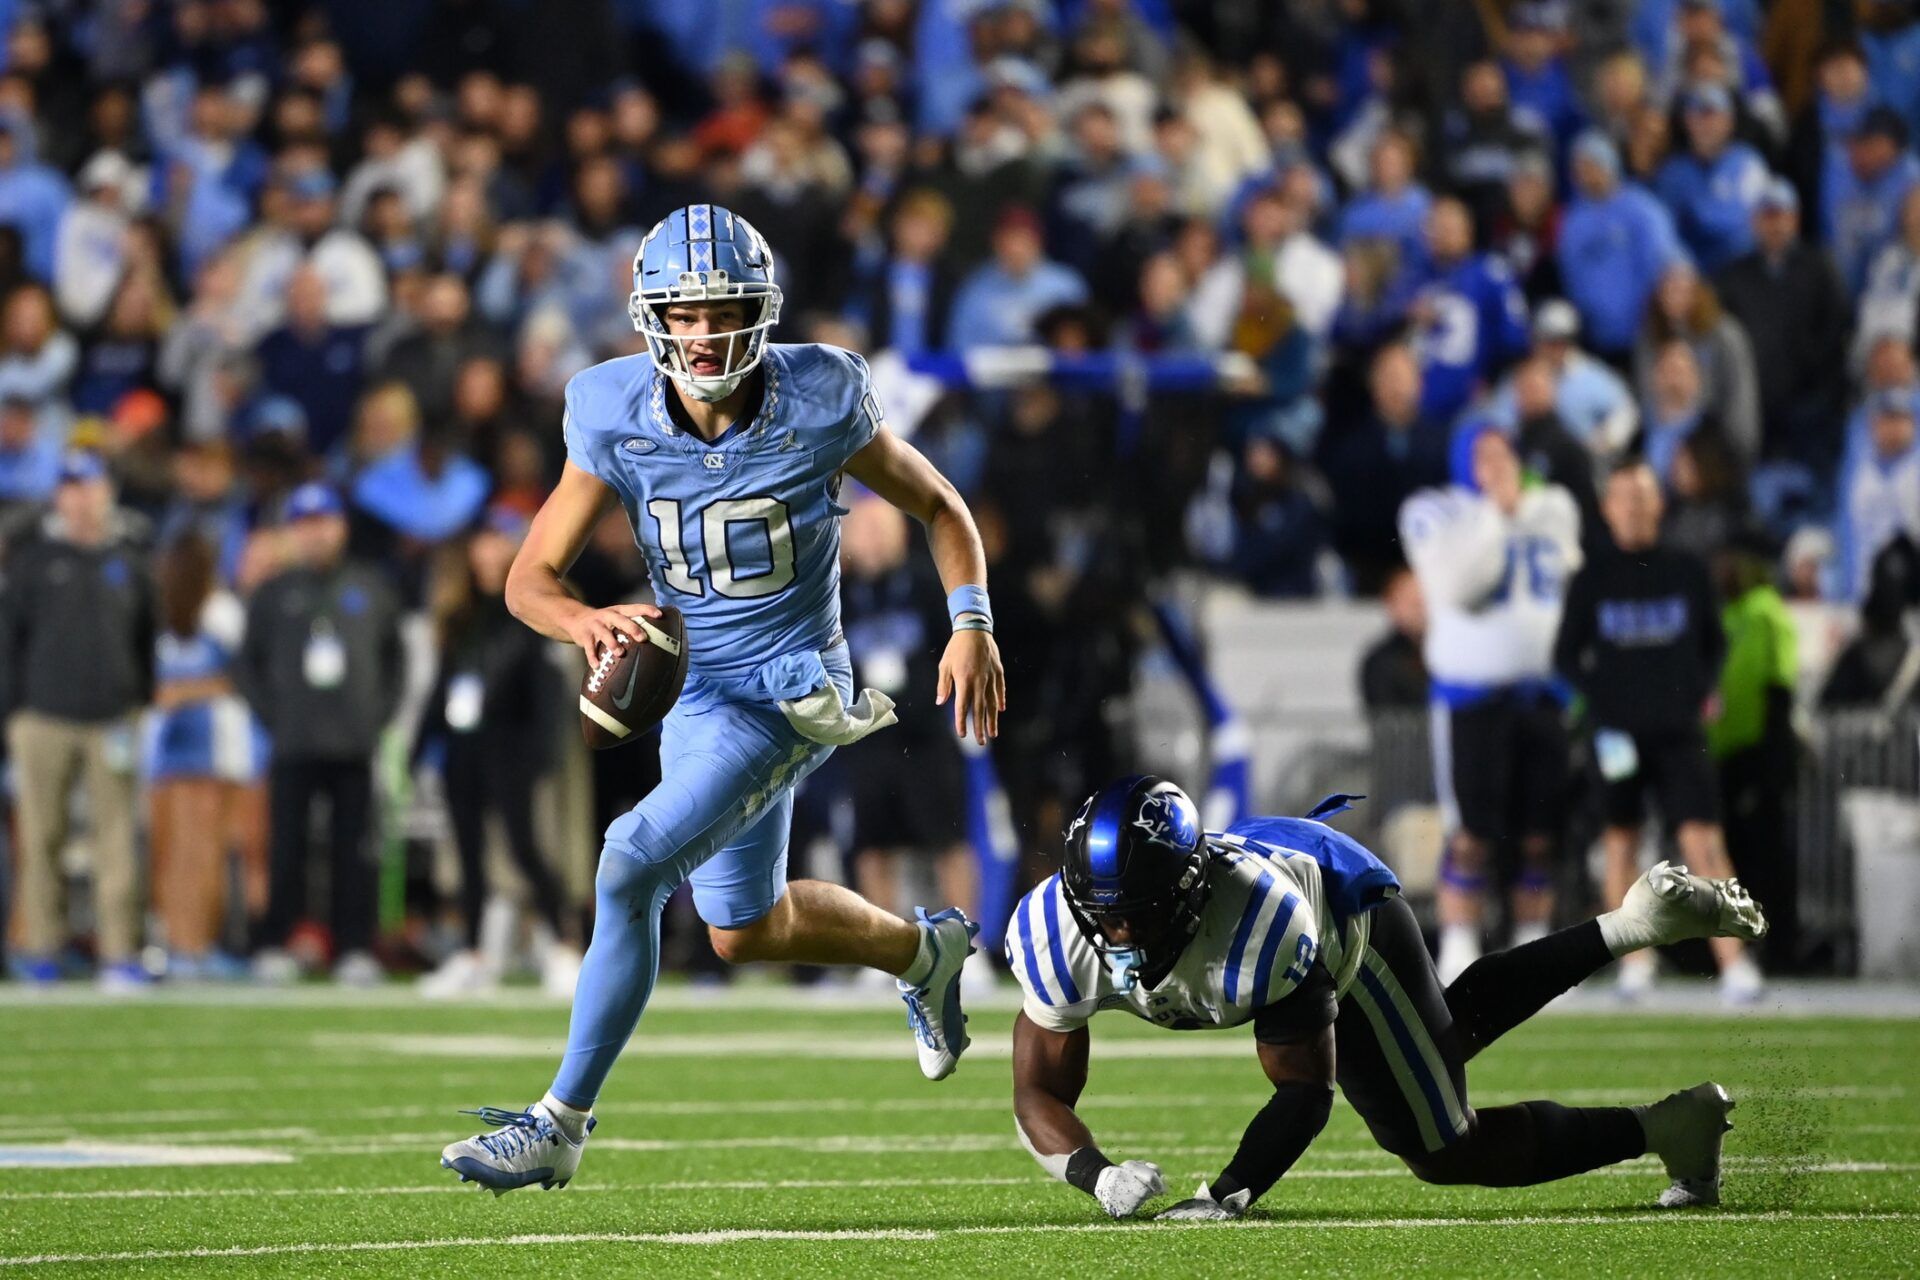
[1398,484,1582,698]
[1008,829,1376,1035]
[563,342,881,706]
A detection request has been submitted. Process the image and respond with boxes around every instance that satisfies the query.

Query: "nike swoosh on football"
[611,655,644,710]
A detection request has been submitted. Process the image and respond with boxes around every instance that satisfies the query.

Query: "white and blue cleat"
[899,906,978,1081]
[440,1103,594,1196]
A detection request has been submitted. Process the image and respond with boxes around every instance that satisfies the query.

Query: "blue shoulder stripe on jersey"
[1355,960,1455,1140]
[1014,892,1055,1006]
[1251,890,1303,1000]
[1222,869,1275,1004]
[1039,877,1082,1005]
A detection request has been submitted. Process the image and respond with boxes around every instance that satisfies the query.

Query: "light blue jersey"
[551,339,892,1107]
[562,341,880,705]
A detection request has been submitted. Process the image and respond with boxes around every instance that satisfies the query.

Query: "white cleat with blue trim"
[899,906,978,1081]
[440,1103,594,1195]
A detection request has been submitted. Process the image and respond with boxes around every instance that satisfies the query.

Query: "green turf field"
[1,984,1915,1277]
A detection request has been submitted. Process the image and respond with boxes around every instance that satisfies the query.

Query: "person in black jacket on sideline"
[236,483,404,985]
[415,507,578,997]
[1553,458,1762,1004]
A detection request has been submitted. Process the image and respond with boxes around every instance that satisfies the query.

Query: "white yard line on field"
[5,978,1920,1018]
[3,1210,1915,1267]
[0,1161,1913,1204]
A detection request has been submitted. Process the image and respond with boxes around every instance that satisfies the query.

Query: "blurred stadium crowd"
[2,0,1919,991]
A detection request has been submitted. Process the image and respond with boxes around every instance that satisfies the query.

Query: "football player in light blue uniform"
[1008,777,1768,1220]
[441,205,1005,1195]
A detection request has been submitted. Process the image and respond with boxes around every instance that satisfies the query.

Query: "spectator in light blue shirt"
[1654,84,1771,272]
[0,394,59,508]
[1482,299,1640,455]
[1556,131,1686,356]
[0,114,69,282]
[1827,105,1920,295]
[947,206,1090,350]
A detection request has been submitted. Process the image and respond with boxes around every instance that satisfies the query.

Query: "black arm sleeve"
[1210,1081,1336,1205]
[1252,963,1338,1045]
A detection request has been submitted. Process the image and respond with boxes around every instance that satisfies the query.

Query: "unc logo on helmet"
[629,204,783,403]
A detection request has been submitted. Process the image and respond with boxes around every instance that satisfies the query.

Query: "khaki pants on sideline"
[7,711,140,961]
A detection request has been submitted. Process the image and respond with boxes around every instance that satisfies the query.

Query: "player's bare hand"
[937,629,1005,745]
[567,603,664,664]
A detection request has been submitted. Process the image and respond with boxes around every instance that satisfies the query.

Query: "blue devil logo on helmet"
[629,204,783,403]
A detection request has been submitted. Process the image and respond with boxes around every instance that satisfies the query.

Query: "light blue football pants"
[549,654,849,1108]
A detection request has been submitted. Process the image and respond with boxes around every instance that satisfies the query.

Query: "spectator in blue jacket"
[1332,129,1431,346]
[1557,131,1686,357]
[947,206,1090,350]
[1860,2,1920,143]
[1655,83,1771,272]
[1410,196,1531,422]
[1827,105,1920,295]
[0,115,70,283]
[1502,4,1584,154]
[254,268,370,459]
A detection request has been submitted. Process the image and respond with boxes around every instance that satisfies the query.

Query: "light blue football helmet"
[629,203,783,402]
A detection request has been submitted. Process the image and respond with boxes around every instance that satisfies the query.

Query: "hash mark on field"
[4,1211,1916,1266]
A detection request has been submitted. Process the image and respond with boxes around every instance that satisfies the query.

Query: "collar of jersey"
[646,349,784,458]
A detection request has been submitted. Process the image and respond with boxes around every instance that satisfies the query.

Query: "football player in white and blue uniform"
[1009,776,1768,1220]
[440,204,1005,1194]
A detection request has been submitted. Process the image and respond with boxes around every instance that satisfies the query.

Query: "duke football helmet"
[629,203,782,402]
[1060,775,1210,992]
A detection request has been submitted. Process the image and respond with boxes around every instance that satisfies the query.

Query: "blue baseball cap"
[57,450,108,485]
[283,482,343,522]
[1572,130,1620,177]
[1684,83,1733,115]
[1871,388,1916,420]
[245,394,309,440]
[281,167,337,201]
[1757,177,1799,214]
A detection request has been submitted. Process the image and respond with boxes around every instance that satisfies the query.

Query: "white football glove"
[1156,1181,1252,1221]
[1092,1159,1166,1218]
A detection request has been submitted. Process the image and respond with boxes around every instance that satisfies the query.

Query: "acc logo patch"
[621,437,658,456]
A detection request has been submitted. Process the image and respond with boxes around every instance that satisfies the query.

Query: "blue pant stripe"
[1250,890,1301,1001]
[1039,878,1081,1005]
[1015,893,1056,1006]
[1222,870,1274,1004]
[1355,960,1454,1141]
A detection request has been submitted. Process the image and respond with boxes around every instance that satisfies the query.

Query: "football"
[579,607,688,750]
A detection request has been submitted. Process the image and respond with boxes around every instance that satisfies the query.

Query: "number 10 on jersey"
[646,496,796,599]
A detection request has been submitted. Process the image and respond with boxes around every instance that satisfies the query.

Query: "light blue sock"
[549,846,683,1109]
